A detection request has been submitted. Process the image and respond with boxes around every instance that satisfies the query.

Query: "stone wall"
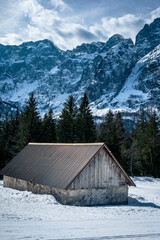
[3,175,128,206]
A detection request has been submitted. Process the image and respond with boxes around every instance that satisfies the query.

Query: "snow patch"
[50,66,59,75]
[0,178,160,239]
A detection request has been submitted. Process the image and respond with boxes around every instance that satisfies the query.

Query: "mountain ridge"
[0,18,160,117]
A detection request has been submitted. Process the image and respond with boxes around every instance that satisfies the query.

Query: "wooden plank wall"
[68,147,126,190]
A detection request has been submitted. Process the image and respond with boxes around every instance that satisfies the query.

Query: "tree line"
[0,93,160,177]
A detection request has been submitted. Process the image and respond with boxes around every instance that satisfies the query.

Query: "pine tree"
[8,109,20,157]
[0,115,3,170]
[18,93,41,150]
[132,109,160,177]
[98,110,131,172]
[76,93,96,142]
[131,110,160,176]
[0,110,20,170]
[115,112,128,145]
[57,95,77,143]
[115,112,130,170]
[132,110,148,175]
[41,109,56,142]
[98,109,114,147]
[0,113,9,169]
[110,120,120,157]
[146,111,160,177]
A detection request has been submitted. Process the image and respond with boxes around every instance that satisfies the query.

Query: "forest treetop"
[0,93,160,177]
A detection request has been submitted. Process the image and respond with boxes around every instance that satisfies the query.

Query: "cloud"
[34,0,69,12]
[90,14,145,42]
[147,7,160,23]
[76,28,97,41]
[54,28,73,39]
[0,0,98,49]
[0,0,73,48]
[0,1,159,50]
[0,33,23,46]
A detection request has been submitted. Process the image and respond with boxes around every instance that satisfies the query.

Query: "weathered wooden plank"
[69,146,128,190]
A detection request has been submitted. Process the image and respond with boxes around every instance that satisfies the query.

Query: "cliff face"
[0,18,160,116]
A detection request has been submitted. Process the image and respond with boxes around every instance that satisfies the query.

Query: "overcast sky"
[0,0,160,50]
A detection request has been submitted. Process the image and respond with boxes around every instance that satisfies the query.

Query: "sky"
[0,0,160,50]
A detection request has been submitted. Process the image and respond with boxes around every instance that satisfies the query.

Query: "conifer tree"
[57,95,77,143]
[76,93,96,142]
[132,110,149,175]
[0,113,10,169]
[115,112,128,145]
[132,110,160,177]
[98,109,115,147]
[0,116,3,170]
[8,109,20,157]
[110,120,120,157]
[18,93,41,150]
[98,110,131,171]
[41,109,56,142]
[115,112,130,169]
[146,111,160,177]
[0,110,20,169]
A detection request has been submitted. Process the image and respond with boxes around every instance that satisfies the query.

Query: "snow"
[0,177,160,240]
[110,44,160,110]
[47,92,71,117]
[9,81,39,102]
[50,66,59,75]
[91,105,137,117]
[1,32,160,118]
[111,61,147,106]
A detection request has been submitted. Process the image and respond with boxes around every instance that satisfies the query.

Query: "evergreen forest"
[0,93,160,177]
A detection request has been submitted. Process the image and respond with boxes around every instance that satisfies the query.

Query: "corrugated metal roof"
[1,143,104,189]
[1,143,135,189]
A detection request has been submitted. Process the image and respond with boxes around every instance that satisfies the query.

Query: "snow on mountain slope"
[0,178,160,239]
[0,18,160,117]
[135,18,160,59]
[0,34,127,116]
[110,44,160,110]
[87,38,136,106]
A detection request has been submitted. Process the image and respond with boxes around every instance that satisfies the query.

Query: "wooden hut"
[1,143,135,206]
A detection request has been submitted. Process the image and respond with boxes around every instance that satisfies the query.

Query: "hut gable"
[68,147,127,190]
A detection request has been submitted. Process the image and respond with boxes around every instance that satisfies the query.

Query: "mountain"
[135,18,160,59]
[0,18,160,117]
[87,38,136,104]
[110,44,160,110]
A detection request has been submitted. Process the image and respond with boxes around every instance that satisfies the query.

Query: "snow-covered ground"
[0,177,160,240]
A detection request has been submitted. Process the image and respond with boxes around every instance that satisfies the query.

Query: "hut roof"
[1,143,135,189]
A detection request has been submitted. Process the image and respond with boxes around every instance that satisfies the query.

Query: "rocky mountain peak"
[100,34,126,52]
[66,41,105,57]
[0,18,160,117]
[135,17,160,59]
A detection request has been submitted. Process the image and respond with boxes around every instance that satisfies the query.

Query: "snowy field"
[0,177,160,240]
